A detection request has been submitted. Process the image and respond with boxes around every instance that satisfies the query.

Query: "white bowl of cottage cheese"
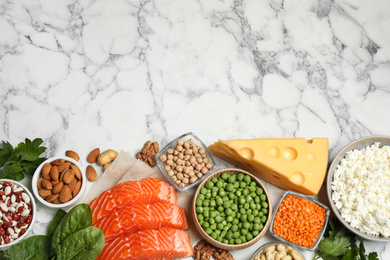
[327,136,390,241]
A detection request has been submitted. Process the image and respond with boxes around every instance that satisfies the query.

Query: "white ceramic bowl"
[327,136,390,241]
[32,156,87,209]
[0,179,36,249]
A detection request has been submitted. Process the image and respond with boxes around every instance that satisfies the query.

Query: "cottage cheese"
[331,142,390,237]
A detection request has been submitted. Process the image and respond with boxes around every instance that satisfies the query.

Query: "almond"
[51,159,65,166]
[57,162,71,173]
[73,181,81,197]
[71,165,82,180]
[59,185,72,203]
[50,166,59,181]
[39,189,52,199]
[46,193,59,203]
[63,169,75,184]
[52,198,61,204]
[51,180,59,186]
[37,178,44,190]
[68,178,77,193]
[42,179,53,190]
[66,150,80,161]
[87,148,100,163]
[86,165,97,182]
[42,163,51,178]
[52,182,64,194]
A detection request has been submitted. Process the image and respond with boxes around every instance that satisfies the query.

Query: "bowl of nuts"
[251,242,306,260]
[156,132,217,192]
[32,156,86,208]
[0,179,36,248]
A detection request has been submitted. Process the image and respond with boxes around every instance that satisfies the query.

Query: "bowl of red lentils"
[156,132,217,192]
[269,191,329,251]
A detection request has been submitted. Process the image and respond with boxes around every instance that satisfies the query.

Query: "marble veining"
[1,0,390,259]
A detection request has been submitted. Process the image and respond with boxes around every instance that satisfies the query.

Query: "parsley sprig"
[313,219,379,260]
[0,138,47,180]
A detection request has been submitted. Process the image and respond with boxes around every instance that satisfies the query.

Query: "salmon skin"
[89,178,177,224]
[94,202,189,242]
[96,227,194,260]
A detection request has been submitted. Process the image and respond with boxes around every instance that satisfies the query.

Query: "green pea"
[209,218,215,224]
[231,204,238,211]
[223,239,229,244]
[212,186,219,192]
[235,238,242,244]
[261,208,268,215]
[216,180,224,188]
[244,203,249,209]
[250,203,257,210]
[228,175,236,183]
[198,214,204,221]
[241,229,248,236]
[246,195,253,203]
[244,175,251,183]
[203,211,209,218]
[203,200,210,207]
[238,196,246,205]
[250,181,257,187]
[223,225,230,231]
[258,223,264,231]
[260,194,266,202]
[196,199,202,207]
[242,189,249,196]
[211,232,217,239]
[240,182,247,188]
[236,190,242,197]
[232,218,239,225]
[252,230,259,237]
[256,187,264,195]
[231,211,236,218]
[222,172,230,180]
[240,214,247,222]
[247,215,255,222]
[237,173,244,181]
[222,195,229,201]
[217,223,224,230]
[216,198,223,206]
[256,204,261,210]
[258,211,264,217]
[246,233,253,241]
[210,199,216,207]
[211,177,218,183]
[211,191,218,197]
[261,216,267,223]
[250,192,257,198]
[196,207,203,214]
[234,182,240,189]
[249,186,256,192]
[203,222,210,228]
[215,229,221,235]
[200,187,208,195]
[205,181,214,190]
[210,211,217,219]
[252,209,259,216]
[225,208,232,215]
[223,201,231,208]
[221,230,227,238]
[217,237,223,242]
[243,222,250,230]
[253,223,260,231]
[254,217,261,224]
[236,212,241,219]
[210,224,217,230]
[261,202,268,209]
[240,208,246,214]
[231,224,238,232]
[215,216,223,223]
[226,231,233,240]
[219,190,226,197]
[240,235,247,243]
[218,206,224,212]
[226,216,233,222]
[205,227,212,234]
[228,193,235,200]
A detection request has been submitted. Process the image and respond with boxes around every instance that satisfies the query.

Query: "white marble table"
[1,0,390,259]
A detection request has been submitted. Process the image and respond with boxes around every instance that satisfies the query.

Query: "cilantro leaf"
[318,235,350,257]
[20,157,46,175]
[342,248,359,260]
[321,255,339,260]
[367,252,379,260]
[359,241,367,260]
[0,164,25,180]
[0,141,14,168]
[17,138,46,162]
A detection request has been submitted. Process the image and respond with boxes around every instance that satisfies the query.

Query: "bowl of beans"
[192,168,272,250]
[327,136,390,241]
[156,132,216,192]
[251,242,306,260]
[0,179,36,248]
[269,191,329,250]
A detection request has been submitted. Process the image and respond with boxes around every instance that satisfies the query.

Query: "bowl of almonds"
[32,156,86,208]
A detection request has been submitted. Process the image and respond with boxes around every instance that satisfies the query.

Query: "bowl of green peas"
[192,168,272,250]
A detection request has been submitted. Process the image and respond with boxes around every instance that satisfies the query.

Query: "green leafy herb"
[57,226,105,260]
[0,138,47,180]
[0,235,51,260]
[51,204,93,256]
[47,209,67,238]
[313,219,379,260]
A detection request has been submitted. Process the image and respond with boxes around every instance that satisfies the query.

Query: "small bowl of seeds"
[156,132,217,192]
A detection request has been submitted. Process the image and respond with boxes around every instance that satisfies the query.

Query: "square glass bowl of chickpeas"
[156,132,217,192]
[269,191,330,251]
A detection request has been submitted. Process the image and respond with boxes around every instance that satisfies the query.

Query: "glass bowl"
[269,191,330,250]
[251,241,307,260]
[155,132,217,192]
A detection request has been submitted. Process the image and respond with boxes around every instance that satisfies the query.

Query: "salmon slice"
[89,178,177,224]
[96,228,194,260]
[94,202,189,242]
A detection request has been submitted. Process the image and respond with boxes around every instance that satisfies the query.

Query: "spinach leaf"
[51,204,92,255]
[57,226,105,260]
[47,209,67,238]
[0,235,51,260]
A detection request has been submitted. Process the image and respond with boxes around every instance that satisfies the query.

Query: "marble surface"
[1,0,390,258]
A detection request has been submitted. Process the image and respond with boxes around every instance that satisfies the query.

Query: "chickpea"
[166,159,174,166]
[196,156,203,163]
[185,161,191,166]
[195,164,202,171]
[173,150,179,155]
[190,176,198,183]
[199,147,205,154]
[206,163,213,169]
[167,148,174,154]
[171,176,177,181]
[201,167,208,174]
[182,178,189,184]
[167,154,174,160]
[188,170,195,177]
[188,139,194,144]
[179,183,186,188]
[177,139,184,146]
[164,165,171,172]
[176,159,183,166]
[200,162,205,168]
[177,173,184,180]
[184,155,191,160]
[178,153,184,159]
[175,180,181,185]
[167,170,174,177]
[192,146,199,153]
[175,165,183,172]
[203,157,209,164]
[185,149,193,155]
[183,142,190,149]
[160,154,167,162]
[197,173,203,178]
[176,145,183,152]
[189,157,196,164]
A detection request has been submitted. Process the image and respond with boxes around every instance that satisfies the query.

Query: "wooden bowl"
[192,168,272,250]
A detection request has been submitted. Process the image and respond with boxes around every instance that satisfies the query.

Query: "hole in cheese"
[283,147,298,160]
[290,171,304,185]
[305,139,313,144]
[238,147,254,160]
[268,146,280,158]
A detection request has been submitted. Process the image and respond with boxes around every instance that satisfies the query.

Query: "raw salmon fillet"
[94,202,189,242]
[96,228,194,260]
[89,178,177,224]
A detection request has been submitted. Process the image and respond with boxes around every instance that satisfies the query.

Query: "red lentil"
[272,195,326,248]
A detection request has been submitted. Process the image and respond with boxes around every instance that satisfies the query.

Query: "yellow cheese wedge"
[208,138,329,195]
